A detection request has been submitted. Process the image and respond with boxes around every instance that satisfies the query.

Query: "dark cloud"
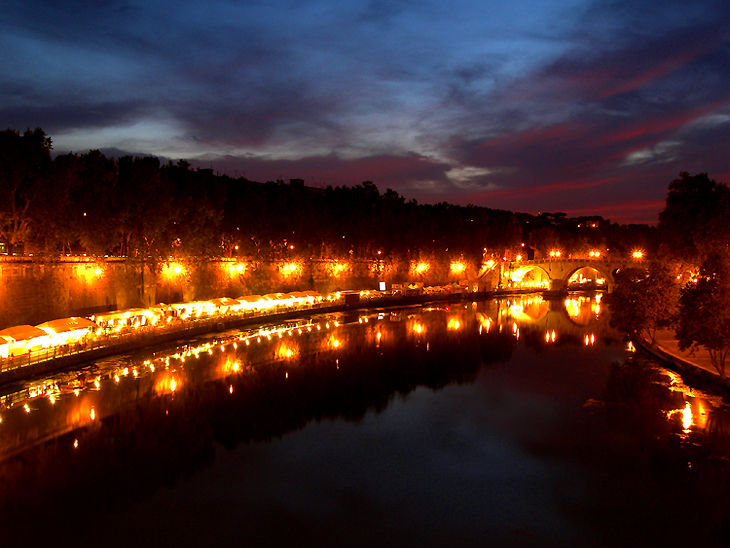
[2,0,730,222]
[0,99,150,135]
[192,151,454,195]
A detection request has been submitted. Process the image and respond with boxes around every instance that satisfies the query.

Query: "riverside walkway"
[0,290,472,388]
[635,330,729,391]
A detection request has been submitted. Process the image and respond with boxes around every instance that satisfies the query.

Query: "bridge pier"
[550,278,567,292]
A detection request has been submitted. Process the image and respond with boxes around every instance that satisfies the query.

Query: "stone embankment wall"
[0,255,494,329]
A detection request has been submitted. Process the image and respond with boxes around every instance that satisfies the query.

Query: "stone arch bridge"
[497,258,646,292]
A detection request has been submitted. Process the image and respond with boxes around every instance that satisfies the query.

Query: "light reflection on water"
[0,293,729,546]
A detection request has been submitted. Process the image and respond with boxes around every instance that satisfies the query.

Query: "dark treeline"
[0,128,655,261]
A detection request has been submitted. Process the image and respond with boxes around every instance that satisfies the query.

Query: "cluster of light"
[329,261,349,277]
[0,318,348,420]
[511,279,550,289]
[413,262,430,275]
[280,262,301,276]
[666,402,694,434]
[549,250,562,258]
[564,297,584,319]
[275,339,299,360]
[325,334,342,351]
[545,330,556,343]
[229,263,245,275]
[0,289,330,363]
[584,333,595,346]
[632,250,644,259]
[161,263,185,280]
[477,314,492,334]
[447,318,462,331]
[515,255,522,261]
[507,267,550,289]
[568,270,606,287]
[588,251,601,258]
[76,263,105,284]
[450,262,465,275]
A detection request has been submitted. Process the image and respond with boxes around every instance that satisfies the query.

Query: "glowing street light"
[414,262,429,274]
[632,250,644,260]
[450,261,465,275]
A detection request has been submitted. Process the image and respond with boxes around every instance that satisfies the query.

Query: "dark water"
[2,294,730,547]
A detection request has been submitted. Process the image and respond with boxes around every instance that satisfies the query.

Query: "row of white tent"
[0,317,99,359]
[90,291,326,327]
[0,291,326,359]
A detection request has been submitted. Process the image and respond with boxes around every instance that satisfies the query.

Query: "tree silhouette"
[0,128,52,250]
[676,252,730,380]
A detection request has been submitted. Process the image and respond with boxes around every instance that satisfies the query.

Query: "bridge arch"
[507,264,551,290]
[564,265,611,290]
[501,258,646,292]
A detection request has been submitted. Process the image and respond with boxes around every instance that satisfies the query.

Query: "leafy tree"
[609,261,679,344]
[166,161,225,257]
[32,152,81,253]
[116,155,173,257]
[676,252,730,380]
[0,128,52,249]
[74,150,120,255]
[658,172,730,263]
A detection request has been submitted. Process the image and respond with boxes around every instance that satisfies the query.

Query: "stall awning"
[36,317,98,334]
[0,325,48,342]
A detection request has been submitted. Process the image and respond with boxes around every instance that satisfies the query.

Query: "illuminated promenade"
[0,288,475,386]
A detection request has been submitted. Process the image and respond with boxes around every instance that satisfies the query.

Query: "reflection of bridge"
[494,295,621,341]
[501,258,646,292]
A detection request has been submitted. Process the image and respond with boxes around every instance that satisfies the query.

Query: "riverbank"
[0,290,483,389]
[633,330,730,394]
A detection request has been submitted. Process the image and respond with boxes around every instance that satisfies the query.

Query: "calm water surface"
[2,294,730,547]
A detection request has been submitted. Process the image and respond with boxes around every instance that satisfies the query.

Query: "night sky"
[3,0,730,223]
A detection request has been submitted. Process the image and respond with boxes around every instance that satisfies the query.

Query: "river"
[1,293,730,547]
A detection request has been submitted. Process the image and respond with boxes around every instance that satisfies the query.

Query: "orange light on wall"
[450,261,465,275]
[328,261,349,277]
[162,263,185,280]
[228,263,246,276]
[411,262,430,276]
[280,262,301,277]
[79,264,104,284]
